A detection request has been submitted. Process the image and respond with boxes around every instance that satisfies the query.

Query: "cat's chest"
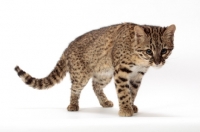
[129,66,148,78]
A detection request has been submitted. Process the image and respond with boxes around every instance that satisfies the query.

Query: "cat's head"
[133,24,176,67]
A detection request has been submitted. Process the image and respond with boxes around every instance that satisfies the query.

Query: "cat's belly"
[93,56,114,76]
[94,68,114,78]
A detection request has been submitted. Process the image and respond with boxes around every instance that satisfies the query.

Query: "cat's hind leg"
[67,70,91,111]
[92,72,113,107]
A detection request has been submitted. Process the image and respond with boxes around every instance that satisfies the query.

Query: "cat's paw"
[118,107,134,117]
[67,104,79,111]
[132,105,138,113]
[101,100,113,108]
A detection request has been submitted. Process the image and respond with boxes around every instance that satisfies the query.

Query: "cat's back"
[65,24,123,62]
[69,24,122,49]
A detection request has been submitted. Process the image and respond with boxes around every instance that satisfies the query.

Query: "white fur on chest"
[130,66,148,78]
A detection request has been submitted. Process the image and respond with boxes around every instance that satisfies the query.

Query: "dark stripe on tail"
[14,57,68,90]
[15,66,25,76]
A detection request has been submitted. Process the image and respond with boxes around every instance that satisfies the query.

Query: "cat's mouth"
[150,62,164,68]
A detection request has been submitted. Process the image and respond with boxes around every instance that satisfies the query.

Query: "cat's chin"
[151,63,163,69]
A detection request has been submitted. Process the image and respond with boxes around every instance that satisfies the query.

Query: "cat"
[15,23,176,116]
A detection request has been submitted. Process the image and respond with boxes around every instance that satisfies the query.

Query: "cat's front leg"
[129,78,141,113]
[114,65,133,117]
[129,66,148,113]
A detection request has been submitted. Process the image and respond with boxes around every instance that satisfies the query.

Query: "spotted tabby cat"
[15,23,176,116]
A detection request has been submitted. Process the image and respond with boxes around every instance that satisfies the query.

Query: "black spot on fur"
[120,85,125,88]
[120,96,126,100]
[138,72,145,75]
[33,80,37,88]
[120,84,129,88]
[51,74,57,81]
[38,79,43,89]
[72,89,77,93]
[116,79,120,84]
[18,70,25,76]
[14,66,19,71]
[121,61,127,64]
[118,89,122,93]
[128,62,136,66]
[47,78,53,86]
[125,84,129,88]
[120,67,132,73]
[130,80,138,89]
[26,77,33,85]
[100,83,104,86]
[119,77,128,82]
[54,69,60,77]
[136,81,141,84]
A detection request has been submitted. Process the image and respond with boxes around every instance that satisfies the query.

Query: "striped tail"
[14,56,68,90]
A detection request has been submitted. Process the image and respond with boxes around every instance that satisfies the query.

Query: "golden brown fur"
[15,23,176,116]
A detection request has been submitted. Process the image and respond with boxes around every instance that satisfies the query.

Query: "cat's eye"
[161,49,167,55]
[146,49,153,55]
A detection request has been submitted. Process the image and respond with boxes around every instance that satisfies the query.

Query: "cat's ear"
[163,24,176,40]
[134,26,146,43]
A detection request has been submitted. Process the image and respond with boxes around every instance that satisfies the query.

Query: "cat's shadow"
[135,112,176,117]
[79,107,176,117]
[79,107,117,116]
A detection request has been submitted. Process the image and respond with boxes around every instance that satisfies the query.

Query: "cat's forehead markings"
[152,33,158,41]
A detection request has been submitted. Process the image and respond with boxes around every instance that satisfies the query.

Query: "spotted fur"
[15,23,176,116]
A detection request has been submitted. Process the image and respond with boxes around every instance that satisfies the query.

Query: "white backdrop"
[0,0,200,131]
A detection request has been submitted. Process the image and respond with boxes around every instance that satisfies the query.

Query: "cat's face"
[134,25,176,67]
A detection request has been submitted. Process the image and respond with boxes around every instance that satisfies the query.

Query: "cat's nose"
[154,61,161,65]
[153,57,161,65]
